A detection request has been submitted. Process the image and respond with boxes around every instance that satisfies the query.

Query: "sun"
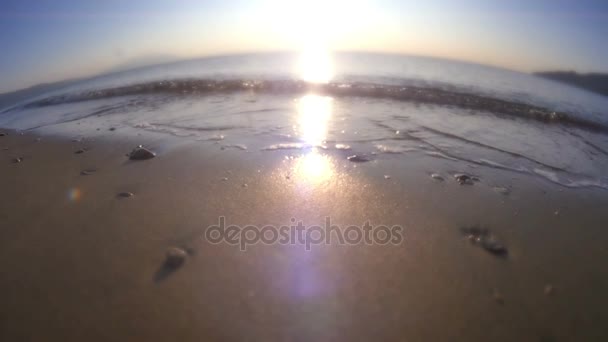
[298,47,333,84]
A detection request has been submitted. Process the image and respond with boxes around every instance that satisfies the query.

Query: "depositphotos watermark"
[205,217,403,251]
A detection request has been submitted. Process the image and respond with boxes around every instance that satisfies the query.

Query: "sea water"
[1,52,608,189]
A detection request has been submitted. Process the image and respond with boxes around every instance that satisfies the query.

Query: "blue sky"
[1,0,607,93]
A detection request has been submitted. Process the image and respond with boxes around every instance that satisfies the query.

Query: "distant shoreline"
[534,71,608,97]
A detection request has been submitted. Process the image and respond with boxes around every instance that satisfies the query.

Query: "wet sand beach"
[1,130,607,341]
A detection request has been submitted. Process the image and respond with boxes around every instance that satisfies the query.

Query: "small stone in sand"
[128,146,156,160]
[109,127,116,131]
[347,154,372,163]
[544,284,555,296]
[74,148,87,154]
[0,133,6,137]
[80,169,96,176]
[117,192,134,198]
[454,173,476,185]
[12,157,23,163]
[165,247,187,268]
[384,175,391,179]
[222,177,228,181]
[242,183,248,188]
[430,173,444,181]
[461,226,508,257]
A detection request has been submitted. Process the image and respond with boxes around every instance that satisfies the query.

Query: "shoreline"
[1,129,608,341]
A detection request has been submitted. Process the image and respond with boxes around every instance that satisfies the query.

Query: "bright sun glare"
[298,48,333,84]
[290,94,335,185]
[293,151,335,185]
[263,0,344,83]
[296,94,333,146]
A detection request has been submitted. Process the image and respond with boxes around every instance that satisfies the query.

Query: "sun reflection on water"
[288,93,336,185]
[296,94,333,147]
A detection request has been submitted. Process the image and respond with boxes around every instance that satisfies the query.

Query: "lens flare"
[67,188,81,202]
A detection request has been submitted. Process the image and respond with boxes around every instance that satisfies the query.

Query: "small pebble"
[554,210,559,216]
[384,175,391,179]
[74,149,87,154]
[461,226,508,257]
[165,247,187,268]
[117,192,134,198]
[454,174,474,185]
[544,284,554,296]
[109,127,116,131]
[242,183,248,188]
[128,146,156,160]
[347,154,372,163]
[80,169,96,176]
[222,177,228,181]
[12,157,23,163]
[430,173,444,181]
[0,133,6,137]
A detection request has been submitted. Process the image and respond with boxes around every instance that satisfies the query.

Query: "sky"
[1,0,607,93]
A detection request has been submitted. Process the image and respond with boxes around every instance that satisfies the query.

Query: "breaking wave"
[5,78,608,133]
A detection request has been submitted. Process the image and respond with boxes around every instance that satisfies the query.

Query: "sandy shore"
[1,130,607,341]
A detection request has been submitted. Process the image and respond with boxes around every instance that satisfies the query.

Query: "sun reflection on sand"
[293,151,335,185]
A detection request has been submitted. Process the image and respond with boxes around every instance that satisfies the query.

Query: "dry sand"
[1,130,607,341]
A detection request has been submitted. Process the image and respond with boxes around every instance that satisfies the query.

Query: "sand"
[1,130,607,341]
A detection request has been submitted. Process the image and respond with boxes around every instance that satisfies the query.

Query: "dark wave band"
[7,78,607,133]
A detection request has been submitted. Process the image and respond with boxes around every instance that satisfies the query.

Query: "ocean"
[1,51,608,189]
